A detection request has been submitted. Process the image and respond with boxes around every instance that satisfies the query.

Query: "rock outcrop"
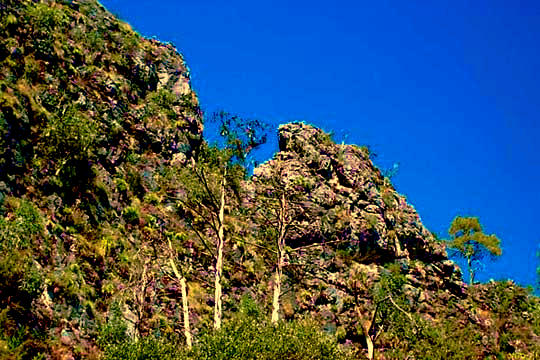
[253,122,463,291]
[249,123,466,346]
[0,0,203,202]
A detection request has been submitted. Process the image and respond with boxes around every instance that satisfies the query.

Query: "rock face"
[0,0,203,201]
[253,123,463,291]
[0,2,204,356]
[249,123,466,345]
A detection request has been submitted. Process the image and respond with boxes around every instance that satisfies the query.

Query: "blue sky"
[100,0,540,288]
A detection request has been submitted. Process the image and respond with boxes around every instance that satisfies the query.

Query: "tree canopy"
[447,216,502,285]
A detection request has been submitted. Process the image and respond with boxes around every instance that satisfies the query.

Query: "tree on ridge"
[447,216,502,285]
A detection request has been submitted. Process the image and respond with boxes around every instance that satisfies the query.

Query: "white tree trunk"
[180,277,192,348]
[214,169,226,330]
[271,255,283,323]
[169,257,192,348]
[271,194,287,324]
[365,332,374,360]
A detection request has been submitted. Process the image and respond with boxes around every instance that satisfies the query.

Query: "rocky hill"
[0,0,202,201]
[0,1,538,359]
[248,123,539,358]
[249,122,464,312]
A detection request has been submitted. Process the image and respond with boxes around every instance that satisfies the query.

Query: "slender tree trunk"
[169,258,192,348]
[364,327,374,360]
[468,257,475,285]
[214,168,226,330]
[356,296,388,360]
[271,264,283,323]
[179,277,192,348]
[359,311,376,360]
[271,194,287,324]
[134,259,150,340]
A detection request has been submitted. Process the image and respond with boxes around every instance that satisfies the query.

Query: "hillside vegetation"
[0,1,538,359]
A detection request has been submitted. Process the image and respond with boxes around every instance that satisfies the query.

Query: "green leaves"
[100,297,351,360]
[208,111,269,172]
[42,107,97,159]
[448,216,482,236]
[0,197,45,250]
[447,216,502,284]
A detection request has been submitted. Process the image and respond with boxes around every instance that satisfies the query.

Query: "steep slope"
[248,124,539,358]
[0,0,202,201]
[0,1,538,359]
[0,0,203,358]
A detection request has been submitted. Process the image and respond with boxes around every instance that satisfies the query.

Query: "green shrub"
[98,302,128,349]
[101,298,351,360]
[0,197,44,250]
[103,336,185,360]
[192,298,350,360]
[123,205,140,225]
[26,3,67,32]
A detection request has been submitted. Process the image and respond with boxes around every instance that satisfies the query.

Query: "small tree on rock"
[447,216,502,285]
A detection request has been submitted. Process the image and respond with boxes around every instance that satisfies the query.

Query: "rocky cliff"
[0,0,202,203]
[248,123,467,348]
[0,1,538,359]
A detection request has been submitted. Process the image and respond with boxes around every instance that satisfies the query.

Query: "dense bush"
[102,298,352,360]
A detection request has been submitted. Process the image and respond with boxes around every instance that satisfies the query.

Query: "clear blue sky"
[100,0,540,288]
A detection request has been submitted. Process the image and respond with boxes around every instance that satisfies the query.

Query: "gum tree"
[447,216,502,285]
[173,111,268,330]
[252,163,307,324]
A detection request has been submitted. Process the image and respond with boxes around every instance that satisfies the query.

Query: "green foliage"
[104,336,186,360]
[102,298,350,360]
[371,267,414,338]
[381,188,395,208]
[123,205,140,225]
[26,2,68,32]
[389,316,483,360]
[370,268,485,359]
[0,248,44,300]
[447,216,502,284]
[98,302,128,349]
[42,107,97,160]
[0,197,44,250]
[195,314,348,359]
[209,111,269,171]
[99,302,185,360]
[473,281,540,356]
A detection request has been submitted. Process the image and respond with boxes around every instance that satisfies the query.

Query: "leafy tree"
[447,216,502,285]
[206,111,269,173]
[170,111,268,330]
[353,266,419,360]
[206,111,267,330]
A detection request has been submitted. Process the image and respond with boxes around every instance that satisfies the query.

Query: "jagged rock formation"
[249,123,467,348]
[247,124,539,358]
[252,123,463,290]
